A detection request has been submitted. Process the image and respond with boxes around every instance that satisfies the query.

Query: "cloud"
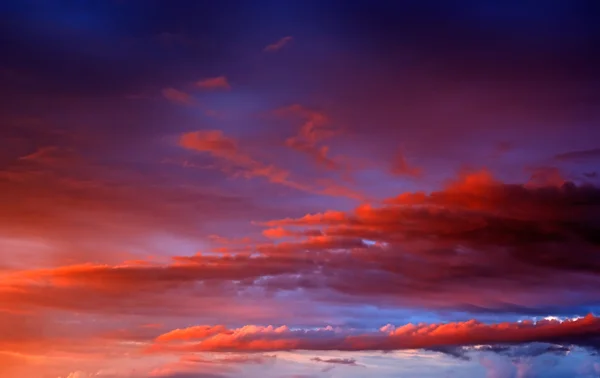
[524,167,565,188]
[162,88,194,105]
[179,130,361,198]
[157,326,229,342]
[0,152,257,268]
[429,342,573,361]
[262,227,323,239]
[4,170,600,322]
[276,104,339,169]
[278,105,339,170]
[4,171,598,317]
[18,146,76,166]
[150,315,600,353]
[390,150,421,177]
[64,372,91,378]
[180,354,276,365]
[151,373,229,378]
[195,76,230,90]
[149,354,238,378]
[257,171,600,311]
[555,148,600,161]
[311,357,359,366]
[479,355,515,378]
[0,255,305,305]
[264,36,293,52]
[179,130,294,185]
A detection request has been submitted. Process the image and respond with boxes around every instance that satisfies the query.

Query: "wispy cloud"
[162,87,194,105]
[179,130,294,185]
[264,36,293,52]
[195,76,230,90]
[179,130,362,199]
[278,105,340,169]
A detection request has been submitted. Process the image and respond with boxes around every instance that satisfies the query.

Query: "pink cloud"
[195,76,231,90]
[264,36,293,52]
[162,88,194,105]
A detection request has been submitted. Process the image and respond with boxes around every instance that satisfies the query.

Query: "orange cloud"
[264,36,293,52]
[157,326,228,342]
[262,227,295,239]
[0,257,303,318]
[150,315,600,353]
[196,76,230,90]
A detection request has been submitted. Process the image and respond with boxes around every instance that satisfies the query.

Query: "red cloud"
[263,210,347,227]
[179,130,361,199]
[261,227,323,239]
[196,76,230,90]
[0,152,256,269]
[2,171,599,320]
[180,130,292,185]
[255,171,600,310]
[264,36,293,52]
[278,105,340,170]
[150,315,600,353]
[262,227,295,239]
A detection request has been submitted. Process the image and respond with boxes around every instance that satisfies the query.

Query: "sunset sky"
[1,1,600,377]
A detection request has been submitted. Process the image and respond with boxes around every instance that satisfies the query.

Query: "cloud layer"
[150,315,600,353]
[2,1,599,377]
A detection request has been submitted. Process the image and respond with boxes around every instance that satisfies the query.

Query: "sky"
[1,1,600,377]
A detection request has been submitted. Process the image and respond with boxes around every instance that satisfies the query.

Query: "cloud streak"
[195,76,230,90]
[264,36,293,52]
[163,88,194,105]
[150,315,600,353]
[179,130,362,199]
